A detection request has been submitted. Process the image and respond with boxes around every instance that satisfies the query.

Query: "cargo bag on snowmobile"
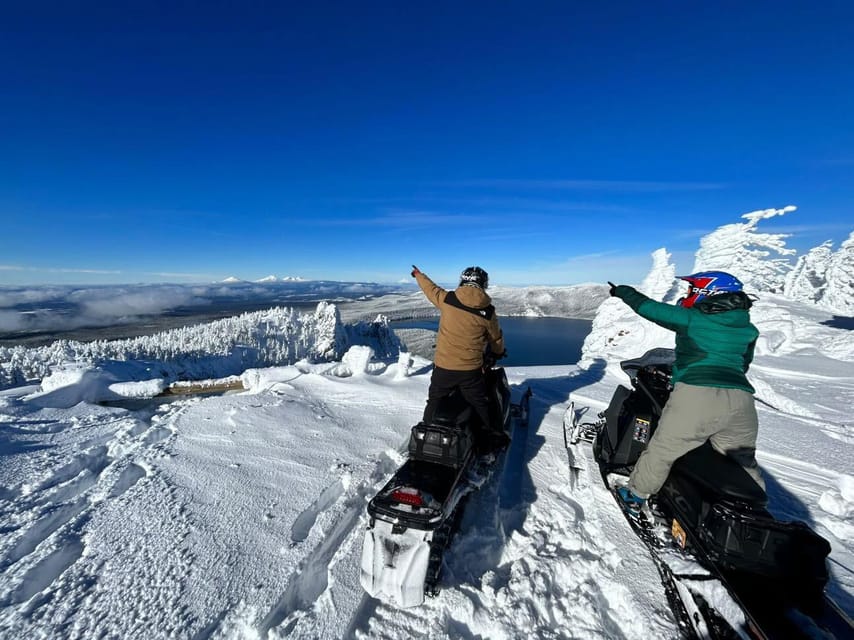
[666,444,832,601]
[699,501,831,592]
[408,423,473,468]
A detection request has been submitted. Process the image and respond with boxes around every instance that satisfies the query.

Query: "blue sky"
[1,1,852,287]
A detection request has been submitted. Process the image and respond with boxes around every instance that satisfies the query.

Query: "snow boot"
[616,486,646,515]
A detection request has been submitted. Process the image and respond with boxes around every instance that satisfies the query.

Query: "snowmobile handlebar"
[483,348,507,370]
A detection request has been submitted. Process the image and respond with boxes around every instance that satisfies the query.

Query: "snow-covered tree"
[822,231,854,315]
[0,302,400,390]
[693,206,797,293]
[784,241,834,304]
[639,248,681,304]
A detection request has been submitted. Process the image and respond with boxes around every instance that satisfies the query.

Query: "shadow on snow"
[441,359,607,592]
[820,315,854,330]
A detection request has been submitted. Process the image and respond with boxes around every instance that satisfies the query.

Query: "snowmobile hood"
[454,284,492,309]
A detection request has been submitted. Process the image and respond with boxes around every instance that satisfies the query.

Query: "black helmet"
[459,266,489,289]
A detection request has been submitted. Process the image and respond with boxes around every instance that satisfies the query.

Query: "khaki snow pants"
[629,382,764,498]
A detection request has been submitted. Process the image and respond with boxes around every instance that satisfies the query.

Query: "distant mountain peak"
[224,275,306,284]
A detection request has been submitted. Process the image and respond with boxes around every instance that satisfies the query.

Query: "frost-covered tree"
[639,248,681,304]
[692,206,797,293]
[784,241,834,304]
[0,302,400,389]
[822,231,854,314]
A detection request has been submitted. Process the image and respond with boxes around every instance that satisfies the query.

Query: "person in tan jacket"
[411,265,506,449]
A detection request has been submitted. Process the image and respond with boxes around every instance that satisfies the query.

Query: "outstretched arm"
[413,268,446,308]
[611,284,691,331]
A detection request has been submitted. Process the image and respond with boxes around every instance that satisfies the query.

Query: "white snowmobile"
[360,358,530,608]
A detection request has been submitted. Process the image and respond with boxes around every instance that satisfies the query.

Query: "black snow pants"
[423,366,491,430]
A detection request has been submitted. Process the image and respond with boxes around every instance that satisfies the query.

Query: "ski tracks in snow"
[256,454,400,638]
[0,397,189,638]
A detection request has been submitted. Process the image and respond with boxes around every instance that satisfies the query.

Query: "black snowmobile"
[566,348,853,639]
[360,356,529,608]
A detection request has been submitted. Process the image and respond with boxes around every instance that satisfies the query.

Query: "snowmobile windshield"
[619,348,675,379]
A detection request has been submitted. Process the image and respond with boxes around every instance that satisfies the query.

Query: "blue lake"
[391,316,592,366]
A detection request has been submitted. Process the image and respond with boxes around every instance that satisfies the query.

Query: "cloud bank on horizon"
[0,280,408,335]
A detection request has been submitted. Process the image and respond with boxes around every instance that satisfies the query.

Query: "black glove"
[411,264,421,278]
[608,281,617,296]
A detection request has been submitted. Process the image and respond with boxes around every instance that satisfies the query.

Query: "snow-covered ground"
[0,208,852,638]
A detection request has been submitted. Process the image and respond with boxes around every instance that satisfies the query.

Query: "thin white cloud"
[299,210,490,228]
[496,252,655,286]
[0,265,122,275]
[455,179,727,192]
[326,195,637,213]
[144,271,223,280]
[52,268,123,274]
[558,249,624,264]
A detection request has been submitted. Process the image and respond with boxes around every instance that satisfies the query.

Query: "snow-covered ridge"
[253,275,306,283]
[338,283,610,323]
[490,283,610,318]
[0,302,400,390]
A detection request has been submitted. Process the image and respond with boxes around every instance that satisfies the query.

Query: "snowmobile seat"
[671,442,767,507]
[428,390,473,429]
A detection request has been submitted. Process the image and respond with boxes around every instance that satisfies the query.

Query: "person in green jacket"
[608,270,764,513]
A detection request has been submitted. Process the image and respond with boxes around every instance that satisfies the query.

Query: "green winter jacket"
[613,285,759,393]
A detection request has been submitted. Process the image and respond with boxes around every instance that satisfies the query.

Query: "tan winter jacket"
[415,271,505,371]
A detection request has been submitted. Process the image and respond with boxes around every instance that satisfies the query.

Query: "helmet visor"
[679,285,703,308]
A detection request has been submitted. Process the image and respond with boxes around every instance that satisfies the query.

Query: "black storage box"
[408,423,473,468]
[699,501,830,592]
